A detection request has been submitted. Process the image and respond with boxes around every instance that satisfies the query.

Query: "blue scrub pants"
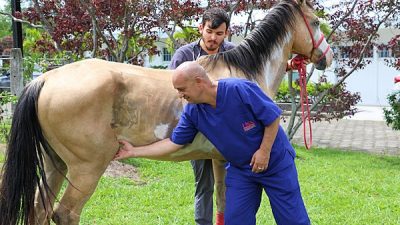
[224,156,310,225]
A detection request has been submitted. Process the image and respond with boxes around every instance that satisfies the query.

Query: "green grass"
[81,148,400,225]
[1,147,399,224]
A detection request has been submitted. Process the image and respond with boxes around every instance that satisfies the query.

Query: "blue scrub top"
[171,78,296,170]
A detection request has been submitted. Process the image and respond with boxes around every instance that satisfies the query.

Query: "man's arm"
[114,138,183,160]
[250,117,280,172]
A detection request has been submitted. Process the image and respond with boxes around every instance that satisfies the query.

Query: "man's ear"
[198,24,204,34]
[225,29,230,38]
[194,76,203,85]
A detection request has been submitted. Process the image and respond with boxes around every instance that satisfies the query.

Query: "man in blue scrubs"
[115,61,310,225]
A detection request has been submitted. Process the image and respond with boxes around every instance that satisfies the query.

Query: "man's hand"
[113,138,183,160]
[114,140,136,160]
[250,149,270,173]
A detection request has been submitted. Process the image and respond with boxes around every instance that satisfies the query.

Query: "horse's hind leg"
[51,161,110,225]
[35,149,67,224]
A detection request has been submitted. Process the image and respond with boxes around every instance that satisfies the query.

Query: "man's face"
[199,21,228,52]
[173,76,202,103]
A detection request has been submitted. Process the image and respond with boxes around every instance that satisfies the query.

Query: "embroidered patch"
[242,121,256,132]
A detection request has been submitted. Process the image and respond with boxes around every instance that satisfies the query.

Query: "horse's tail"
[0,78,51,225]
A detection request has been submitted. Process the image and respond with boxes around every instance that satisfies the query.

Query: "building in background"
[320,27,400,106]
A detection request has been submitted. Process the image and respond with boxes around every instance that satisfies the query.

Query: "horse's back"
[37,59,181,162]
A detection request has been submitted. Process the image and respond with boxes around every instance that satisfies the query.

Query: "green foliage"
[0,118,11,143]
[0,91,18,105]
[320,21,332,37]
[0,2,11,39]
[173,26,200,43]
[384,90,400,130]
[167,26,201,53]
[23,28,49,80]
[275,79,333,103]
[23,28,78,80]
[0,15,11,39]
[276,78,360,125]
[0,92,16,143]
[275,80,291,102]
[0,150,4,162]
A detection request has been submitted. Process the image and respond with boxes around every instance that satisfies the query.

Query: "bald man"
[115,61,310,225]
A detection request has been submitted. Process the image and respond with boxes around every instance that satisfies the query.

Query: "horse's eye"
[313,20,320,27]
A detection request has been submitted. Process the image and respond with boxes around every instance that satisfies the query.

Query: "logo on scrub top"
[242,121,256,132]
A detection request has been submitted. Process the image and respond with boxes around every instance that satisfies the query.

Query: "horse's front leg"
[212,158,227,224]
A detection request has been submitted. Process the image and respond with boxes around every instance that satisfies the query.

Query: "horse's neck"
[205,36,293,98]
[262,35,293,98]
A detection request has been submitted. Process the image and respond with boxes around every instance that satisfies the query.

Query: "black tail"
[0,78,51,225]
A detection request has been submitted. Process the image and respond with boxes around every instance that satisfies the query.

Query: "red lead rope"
[290,55,313,149]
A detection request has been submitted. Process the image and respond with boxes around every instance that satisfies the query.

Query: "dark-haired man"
[168,7,235,225]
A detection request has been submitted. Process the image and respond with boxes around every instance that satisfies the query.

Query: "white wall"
[318,51,398,107]
[342,58,397,106]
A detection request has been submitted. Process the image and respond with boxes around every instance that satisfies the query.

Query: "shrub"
[383,90,400,130]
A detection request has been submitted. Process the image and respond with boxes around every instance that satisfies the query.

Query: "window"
[337,45,373,58]
[362,45,373,58]
[378,47,392,58]
[162,48,171,62]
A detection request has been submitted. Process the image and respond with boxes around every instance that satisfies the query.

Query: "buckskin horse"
[0,0,333,224]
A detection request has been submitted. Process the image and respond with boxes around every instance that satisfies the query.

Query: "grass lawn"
[80,147,399,225]
[1,147,400,224]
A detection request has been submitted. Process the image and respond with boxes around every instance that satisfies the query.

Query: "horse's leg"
[51,162,106,225]
[50,141,117,225]
[212,158,227,225]
[34,149,67,224]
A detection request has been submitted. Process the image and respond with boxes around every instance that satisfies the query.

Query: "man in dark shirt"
[168,8,235,225]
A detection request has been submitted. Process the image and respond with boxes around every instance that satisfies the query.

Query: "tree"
[151,0,203,52]
[19,0,161,63]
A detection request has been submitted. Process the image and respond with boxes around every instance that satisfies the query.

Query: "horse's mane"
[205,0,311,81]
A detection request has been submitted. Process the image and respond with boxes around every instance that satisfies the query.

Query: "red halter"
[290,12,331,149]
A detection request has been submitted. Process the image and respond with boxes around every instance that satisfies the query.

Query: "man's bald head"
[173,61,209,82]
[172,61,215,104]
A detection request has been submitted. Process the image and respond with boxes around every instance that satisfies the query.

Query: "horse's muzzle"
[315,57,327,70]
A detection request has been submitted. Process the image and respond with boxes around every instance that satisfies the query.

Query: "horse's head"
[291,0,334,70]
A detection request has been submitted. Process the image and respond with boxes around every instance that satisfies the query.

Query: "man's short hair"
[202,8,230,30]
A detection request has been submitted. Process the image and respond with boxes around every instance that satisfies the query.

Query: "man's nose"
[210,34,216,40]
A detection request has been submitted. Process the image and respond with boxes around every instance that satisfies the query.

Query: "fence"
[0,48,23,116]
[0,48,23,97]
